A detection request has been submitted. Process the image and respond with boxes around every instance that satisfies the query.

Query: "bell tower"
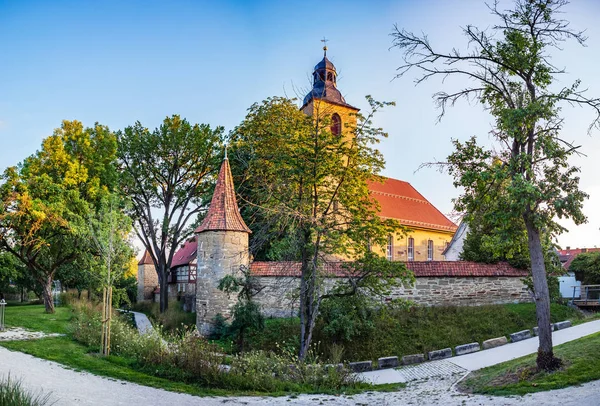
[301,44,360,139]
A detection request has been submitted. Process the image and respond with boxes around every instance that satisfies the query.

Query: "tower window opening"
[331,113,341,136]
[327,71,333,81]
[427,240,434,261]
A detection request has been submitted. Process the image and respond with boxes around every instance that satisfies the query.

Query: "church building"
[137,50,530,333]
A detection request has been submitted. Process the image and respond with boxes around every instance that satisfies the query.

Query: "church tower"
[301,45,360,140]
[195,153,251,335]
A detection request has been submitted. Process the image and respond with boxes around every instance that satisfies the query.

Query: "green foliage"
[217,266,265,352]
[117,115,223,312]
[244,303,583,362]
[231,96,404,358]
[0,120,122,313]
[131,300,196,334]
[569,252,600,285]
[392,0,600,367]
[69,300,363,394]
[0,375,52,406]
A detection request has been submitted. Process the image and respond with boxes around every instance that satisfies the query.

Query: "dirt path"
[1,344,599,406]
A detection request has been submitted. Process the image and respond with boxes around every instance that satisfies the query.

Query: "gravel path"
[2,344,599,406]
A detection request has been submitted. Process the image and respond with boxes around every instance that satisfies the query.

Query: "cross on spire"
[321,37,329,56]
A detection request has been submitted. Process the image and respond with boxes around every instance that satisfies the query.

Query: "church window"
[318,71,325,81]
[331,113,341,136]
[408,238,414,261]
[427,240,434,261]
[386,235,393,261]
[327,71,333,81]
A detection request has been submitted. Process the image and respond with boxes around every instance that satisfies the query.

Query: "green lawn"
[3,304,71,334]
[459,331,600,396]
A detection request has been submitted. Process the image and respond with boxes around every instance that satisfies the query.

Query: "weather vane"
[321,37,329,56]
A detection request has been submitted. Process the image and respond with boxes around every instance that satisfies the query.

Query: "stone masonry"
[196,232,249,334]
[252,275,531,317]
[137,251,158,302]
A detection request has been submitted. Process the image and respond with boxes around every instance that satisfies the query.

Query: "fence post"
[0,299,6,332]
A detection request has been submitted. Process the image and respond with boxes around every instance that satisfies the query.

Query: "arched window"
[408,237,414,261]
[386,235,394,261]
[331,113,341,136]
[427,240,434,261]
[327,71,333,81]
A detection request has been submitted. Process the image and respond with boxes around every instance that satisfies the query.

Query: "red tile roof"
[195,157,251,234]
[368,177,457,233]
[138,249,153,265]
[558,247,600,270]
[171,237,198,268]
[250,260,527,278]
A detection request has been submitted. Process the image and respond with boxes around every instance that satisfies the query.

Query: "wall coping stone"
[455,342,480,356]
[378,356,399,369]
[482,336,508,350]
[554,320,572,330]
[348,361,373,372]
[402,354,425,365]
[510,330,532,342]
[428,348,452,361]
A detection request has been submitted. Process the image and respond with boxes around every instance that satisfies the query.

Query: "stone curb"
[343,319,573,372]
[482,336,508,349]
[428,348,452,361]
[455,342,480,356]
[510,329,532,342]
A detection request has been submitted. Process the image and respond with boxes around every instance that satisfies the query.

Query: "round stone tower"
[195,154,251,336]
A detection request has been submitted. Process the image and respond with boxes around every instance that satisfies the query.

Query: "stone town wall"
[195,231,249,334]
[137,264,158,302]
[253,275,532,317]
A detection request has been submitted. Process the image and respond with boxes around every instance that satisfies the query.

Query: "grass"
[0,303,400,397]
[459,331,600,396]
[243,303,585,362]
[0,374,53,406]
[3,305,71,334]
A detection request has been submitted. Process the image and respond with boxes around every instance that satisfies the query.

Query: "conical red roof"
[195,158,251,234]
[138,249,153,265]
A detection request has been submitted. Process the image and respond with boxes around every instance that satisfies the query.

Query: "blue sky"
[2,0,600,248]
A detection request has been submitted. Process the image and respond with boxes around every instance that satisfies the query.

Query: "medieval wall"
[253,275,532,317]
[137,263,158,302]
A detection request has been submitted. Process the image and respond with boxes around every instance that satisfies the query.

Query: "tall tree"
[117,115,223,312]
[0,121,119,313]
[392,0,600,370]
[231,96,410,360]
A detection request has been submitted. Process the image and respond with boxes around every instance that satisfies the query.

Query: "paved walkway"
[360,319,600,385]
[130,311,153,335]
[2,344,600,406]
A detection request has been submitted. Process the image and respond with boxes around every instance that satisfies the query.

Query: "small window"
[408,237,414,261]
[331,113,341,136]
[386,235,394,261]
[327,71,333,81]
[427,240,434,261]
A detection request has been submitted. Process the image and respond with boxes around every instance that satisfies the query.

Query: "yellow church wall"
[372,227,454,261]
[302,99,359,143]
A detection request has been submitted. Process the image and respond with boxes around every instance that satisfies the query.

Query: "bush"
[0,375,52,406]
[70,299,360,393]
[131,300,195,334]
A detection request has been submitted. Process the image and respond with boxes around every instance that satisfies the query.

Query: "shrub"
[0,375,52,406]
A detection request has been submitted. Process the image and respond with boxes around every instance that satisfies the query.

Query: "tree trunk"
[159,266,169,313]
[524,215,561,371]
[41,274,55,314]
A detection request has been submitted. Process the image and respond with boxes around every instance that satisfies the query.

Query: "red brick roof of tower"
[367,177,457,232]
[195,158,251,234]
[138,249,153,265]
